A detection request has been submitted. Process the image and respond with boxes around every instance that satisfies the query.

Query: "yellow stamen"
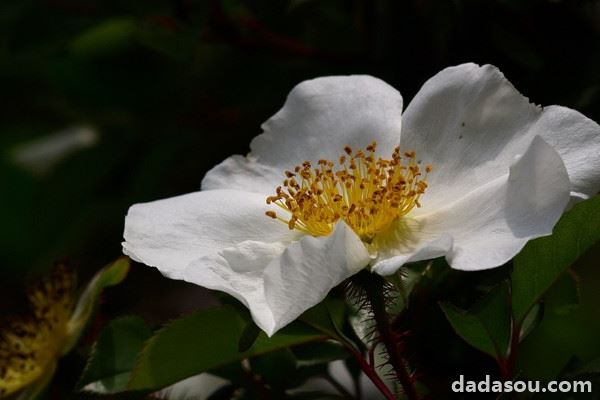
[265,141,432,241]
[0,266,75,397]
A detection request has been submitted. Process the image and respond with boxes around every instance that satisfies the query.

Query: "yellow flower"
[0,259,129,399]
[0,266,75,398]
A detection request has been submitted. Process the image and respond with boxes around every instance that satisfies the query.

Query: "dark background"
[1,0,599,397]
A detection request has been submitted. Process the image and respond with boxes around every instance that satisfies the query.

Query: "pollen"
[265,141,431,241]
[0,266,75,397]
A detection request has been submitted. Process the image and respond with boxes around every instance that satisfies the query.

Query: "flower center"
[265,141,431,242]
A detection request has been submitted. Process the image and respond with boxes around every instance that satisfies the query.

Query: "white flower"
[152,361,380,399]
[153,373,229,400]
[123,63,600,336]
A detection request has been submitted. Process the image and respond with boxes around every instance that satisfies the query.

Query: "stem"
[323,373,355,399]
[357,272,420,400]
[345,345,397,400]
[500,284,521,382]
[368,346,376,367]
[321,298,393,400]
[241,359,272,399]
[500,320,520,380]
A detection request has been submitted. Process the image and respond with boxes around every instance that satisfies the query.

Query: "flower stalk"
[499,319,521,381]
[345,345,397,400]
[352,271,420,400]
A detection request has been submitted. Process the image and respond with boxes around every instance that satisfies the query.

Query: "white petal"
[183,240,284,334]
[156,373,229,400]
[431,136,568,270]
[373,136,570,273]
[401,63,600,212]
[262,222,370,334]
[371,231,453,276]
[202,75,403,194]
[122,189,299,279]
[183,223,370,335]
[534,105,600,201]
[124,191,370,335]
[290,360,383,397]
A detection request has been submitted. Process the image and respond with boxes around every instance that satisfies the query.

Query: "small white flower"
[153,373,229,400]
[123,63,600,336]
[152,361,380,399]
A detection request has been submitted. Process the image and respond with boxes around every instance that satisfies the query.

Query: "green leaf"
[512,196,600,323]
[516,303,584,380]
[238,321,261,353]
[128,305,327,391]
[291,341,349,367]
[298,298,346,338]
[78,316,152,393]
[518,304,543,342]
[516,273,598,380]
[440,281,511,359]
[250,349,297,391]
[440,303,496,358]
[387,261,430,314]
[69,18,137,58]
[136,21,198,62]
[571,358,600,378]
[470,282,511,356]
[63,258,131,354]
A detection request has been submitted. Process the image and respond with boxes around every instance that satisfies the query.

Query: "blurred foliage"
[1,0,600,398]
[127,304,330,392]
[77,316,152,393]
[0,258,129,399]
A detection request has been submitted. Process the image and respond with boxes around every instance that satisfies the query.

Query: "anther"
[264,143,431,239]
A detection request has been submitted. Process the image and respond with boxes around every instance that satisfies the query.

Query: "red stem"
[356,272,420,400]
[346,346,397,400]
[370,296,420,400]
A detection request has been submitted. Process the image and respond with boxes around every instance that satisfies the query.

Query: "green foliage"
[516,269,600,381]
[69,18,137,58]
[127,305,328,391]
[571,358,600,378]
[518,303,543,342]
[442,197,600,368]
[238,321,261,352]
[292,342,349,367]
[512,196,600,323]
[64,258,131,353]
[250,349,297,392]
[77,316,152,393]
[298,298,347,339]
[387,261,430,314]
[440,281,511,359]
